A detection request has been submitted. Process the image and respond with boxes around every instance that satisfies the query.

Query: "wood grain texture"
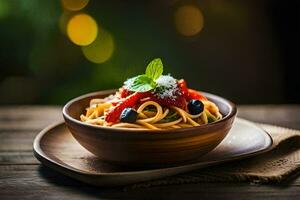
[0,105,300,199]
[0,106,62,131]
[1,165,300,200]
[0,131,37,151]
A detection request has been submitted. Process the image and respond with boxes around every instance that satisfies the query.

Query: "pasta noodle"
[81,99,222,130]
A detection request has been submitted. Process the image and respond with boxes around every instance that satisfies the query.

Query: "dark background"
[0,0,299,105]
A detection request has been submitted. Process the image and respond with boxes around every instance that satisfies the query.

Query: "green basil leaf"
[128,75,157,92]
[145,58,163,80]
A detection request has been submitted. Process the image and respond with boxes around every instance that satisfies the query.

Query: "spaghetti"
[81,99,222,130]
[80,58,223,130]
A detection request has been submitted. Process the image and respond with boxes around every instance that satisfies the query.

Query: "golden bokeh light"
[174,5,204,36]
[81,30,114,63]
[67,13,98,46]
[61,0,89,11]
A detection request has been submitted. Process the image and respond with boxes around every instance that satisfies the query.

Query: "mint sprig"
[145,58,163,80]
[128,75,156,92]
[126,58,164,92]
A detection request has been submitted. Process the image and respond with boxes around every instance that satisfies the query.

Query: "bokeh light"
[174,5,204,36]
[67,13,98,46]
[81,30,114,63]
[61,0,89,11]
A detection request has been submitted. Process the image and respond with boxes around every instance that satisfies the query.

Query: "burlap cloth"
[129,123,300,189]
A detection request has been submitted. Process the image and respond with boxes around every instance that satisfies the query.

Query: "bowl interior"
[64,90,235,129]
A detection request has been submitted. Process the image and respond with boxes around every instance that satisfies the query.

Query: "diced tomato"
[149,95,187,110]
[119,87,133,98]
[178,79,207,101]
[141,79,187,110]
[178,79,189,98]
[110,100,122,106]
[187,89,207,101]
[105,92,151,123]
[147,82,187,109]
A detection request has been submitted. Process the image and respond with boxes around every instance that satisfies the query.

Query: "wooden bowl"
[63,90,237,166]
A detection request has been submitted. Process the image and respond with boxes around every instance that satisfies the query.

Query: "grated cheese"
[155,75,180,100]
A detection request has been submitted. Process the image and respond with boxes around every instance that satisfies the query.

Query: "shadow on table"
[37,164,300,199]
[38,165,123,198]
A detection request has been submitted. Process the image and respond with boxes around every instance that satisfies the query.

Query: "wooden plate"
[33,118,272,186]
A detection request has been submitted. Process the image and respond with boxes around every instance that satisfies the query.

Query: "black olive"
[188,99,204,115]
[120,108,138,123]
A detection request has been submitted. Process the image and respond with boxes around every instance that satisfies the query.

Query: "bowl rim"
[62,89,237,134]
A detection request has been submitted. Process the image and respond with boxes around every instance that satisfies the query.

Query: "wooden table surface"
[1,105,300,200]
